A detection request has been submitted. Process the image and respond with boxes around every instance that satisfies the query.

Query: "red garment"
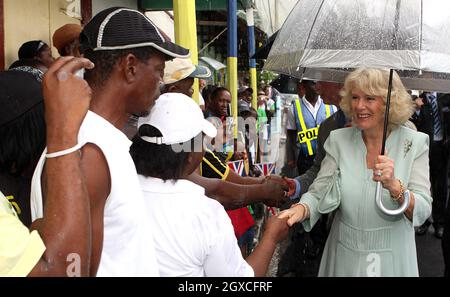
[226,207,255,239]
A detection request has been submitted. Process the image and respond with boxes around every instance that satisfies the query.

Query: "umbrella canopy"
[264,0,450,92]
[264,0,450,215]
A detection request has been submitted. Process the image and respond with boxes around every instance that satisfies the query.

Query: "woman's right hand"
[278,203,306,227]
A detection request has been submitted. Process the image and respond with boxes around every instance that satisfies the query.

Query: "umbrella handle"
[375,181,410,216]
[375,69,409,216]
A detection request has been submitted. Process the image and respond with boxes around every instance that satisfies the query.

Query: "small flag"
[228,160,246,177]
[254,163,276,176]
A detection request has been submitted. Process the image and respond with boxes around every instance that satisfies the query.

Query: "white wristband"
[45,143,83,158]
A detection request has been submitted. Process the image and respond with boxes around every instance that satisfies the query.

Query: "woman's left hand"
[373,155,398,193]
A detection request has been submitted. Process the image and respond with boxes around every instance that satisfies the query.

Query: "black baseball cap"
[79,7,190,59]
[18,40,47,60]
[0,71,43,127]
[238,86,253,95]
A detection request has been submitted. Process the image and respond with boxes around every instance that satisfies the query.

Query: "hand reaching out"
[263,215,289,243]
[278,203,306,227]
[262,175,289,207]
[282,176,296,197]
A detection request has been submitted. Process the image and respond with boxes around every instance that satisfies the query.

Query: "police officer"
[286,80,336,175]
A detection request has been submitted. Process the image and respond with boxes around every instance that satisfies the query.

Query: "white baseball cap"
[163,58,211,85]
[138,93,217,145]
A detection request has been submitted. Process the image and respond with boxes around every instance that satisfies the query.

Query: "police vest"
[293,98,335,156]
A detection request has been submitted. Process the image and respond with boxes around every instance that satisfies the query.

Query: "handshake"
[256,175,303,246]
[259,175,297,208]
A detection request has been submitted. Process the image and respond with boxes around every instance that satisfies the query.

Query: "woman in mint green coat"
[280,68,432,276]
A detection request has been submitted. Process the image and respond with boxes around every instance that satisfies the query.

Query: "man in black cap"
[0,56,94,276]
[30,7,190,276]
[0,71,46,227]
[238,86,253,109]
[18,40,55,68]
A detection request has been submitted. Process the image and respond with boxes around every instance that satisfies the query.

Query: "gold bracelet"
[391,179,404,201]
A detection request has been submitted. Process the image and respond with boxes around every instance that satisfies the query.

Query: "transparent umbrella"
[265,0,450,91]
[264,0,450,215]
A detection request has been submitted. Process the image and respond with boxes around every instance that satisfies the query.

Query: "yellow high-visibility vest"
[294,99,331,156]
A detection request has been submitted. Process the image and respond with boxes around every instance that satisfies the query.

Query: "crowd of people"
[1,6,449,277]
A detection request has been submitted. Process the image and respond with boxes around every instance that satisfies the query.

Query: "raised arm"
[29,57,94,276]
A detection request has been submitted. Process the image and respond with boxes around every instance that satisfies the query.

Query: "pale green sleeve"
[300,135,340,232]
[407,134,432,227]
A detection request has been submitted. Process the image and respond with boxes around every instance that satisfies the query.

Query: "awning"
[140,0,252,11]
[199,56,226,71]
[145,11,175,41]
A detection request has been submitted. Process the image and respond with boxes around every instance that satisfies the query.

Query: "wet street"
[263,230,445,277]
[416,226,445,276]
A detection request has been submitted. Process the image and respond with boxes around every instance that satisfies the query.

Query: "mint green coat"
[300,126,432,277]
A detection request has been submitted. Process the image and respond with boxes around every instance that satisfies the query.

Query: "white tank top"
[30,111,159,276]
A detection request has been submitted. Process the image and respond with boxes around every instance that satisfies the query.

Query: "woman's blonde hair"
[340,68,414,130]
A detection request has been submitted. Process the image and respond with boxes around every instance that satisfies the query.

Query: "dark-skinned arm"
[245,216,289,276]
[79,144,110,276]
[28,57,94,276]
[224,167,264,185]
[187,172,288,210]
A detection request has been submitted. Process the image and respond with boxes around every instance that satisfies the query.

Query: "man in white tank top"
[30,7,190,276]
